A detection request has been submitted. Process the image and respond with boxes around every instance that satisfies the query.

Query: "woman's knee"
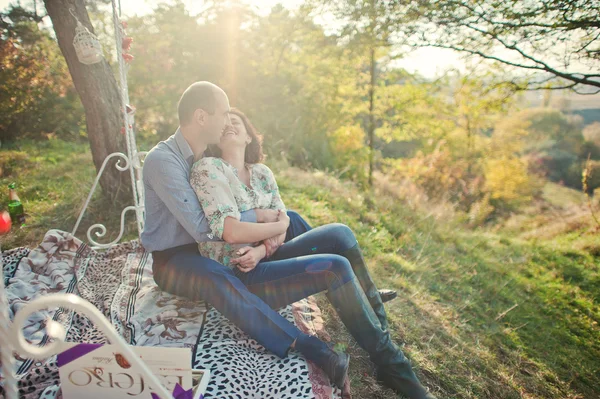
[327,223,357,251]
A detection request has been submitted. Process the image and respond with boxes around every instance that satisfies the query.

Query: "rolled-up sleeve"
[190,158,241,240]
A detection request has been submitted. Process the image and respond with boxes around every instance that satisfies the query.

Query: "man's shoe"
[378,289,397,303]
[377,367,437,399]
[321,350,350,389]
[295,333,350,388]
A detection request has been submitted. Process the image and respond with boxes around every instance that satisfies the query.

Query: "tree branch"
[450,1,599,30]
[418,41,600,89]
[409,0,600,93]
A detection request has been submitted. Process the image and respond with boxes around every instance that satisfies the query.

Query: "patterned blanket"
[1,230,345,399]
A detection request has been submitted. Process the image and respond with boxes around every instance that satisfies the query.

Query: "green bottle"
[8,183,26,226]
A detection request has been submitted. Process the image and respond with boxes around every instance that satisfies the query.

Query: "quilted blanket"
[0,230,345,399]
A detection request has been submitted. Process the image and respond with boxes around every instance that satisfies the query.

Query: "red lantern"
[0,210,11,235]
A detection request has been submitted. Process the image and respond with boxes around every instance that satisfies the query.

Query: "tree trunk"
[44,0,130,203]
[367,47,376,187]
[466,115,472,174]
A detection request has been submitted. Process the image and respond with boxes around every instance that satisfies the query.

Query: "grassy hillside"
[1,140,599,398]
[276,167,599,399]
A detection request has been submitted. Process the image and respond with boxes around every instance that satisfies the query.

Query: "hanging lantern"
[72,19,103,65]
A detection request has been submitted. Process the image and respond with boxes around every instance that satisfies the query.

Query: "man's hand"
[264,232,286,258]
[231,245,266,273]
[254,209,280,223]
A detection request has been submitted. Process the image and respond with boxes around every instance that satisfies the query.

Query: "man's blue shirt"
[140,128,256,252]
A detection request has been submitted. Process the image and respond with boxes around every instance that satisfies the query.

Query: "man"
[141,81,435,398]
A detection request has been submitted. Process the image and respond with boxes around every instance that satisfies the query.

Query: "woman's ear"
[246,138,252,145]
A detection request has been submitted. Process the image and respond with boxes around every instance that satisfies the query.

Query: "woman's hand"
[277,209,290,228]
[231,245,266,273]
[261,211,288,257]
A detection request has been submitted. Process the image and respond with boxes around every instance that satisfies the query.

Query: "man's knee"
[286,210,302,220]
[328,255,354,289]
[287,210,309,229]
[307,255,354,289]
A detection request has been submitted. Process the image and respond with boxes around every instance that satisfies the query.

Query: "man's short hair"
[177,82,219,126]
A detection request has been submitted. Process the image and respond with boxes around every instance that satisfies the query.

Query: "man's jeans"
[152,211,359,358]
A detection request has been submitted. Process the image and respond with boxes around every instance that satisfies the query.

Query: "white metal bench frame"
[0,1,172,398]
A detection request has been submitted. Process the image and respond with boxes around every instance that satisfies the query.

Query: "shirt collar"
[174,127,194,166]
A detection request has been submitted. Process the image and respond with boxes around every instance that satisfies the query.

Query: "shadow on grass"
[379,233,600,399]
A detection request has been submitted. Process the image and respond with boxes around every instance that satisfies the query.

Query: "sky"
[0,0,466,78]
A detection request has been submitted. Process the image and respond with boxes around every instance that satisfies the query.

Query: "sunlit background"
[0,0,467,77]
[1,1,600,398]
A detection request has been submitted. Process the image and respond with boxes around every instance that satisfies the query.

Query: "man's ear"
[194,109,206,126]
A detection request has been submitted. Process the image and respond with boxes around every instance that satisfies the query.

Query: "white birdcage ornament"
[72,16,103,65]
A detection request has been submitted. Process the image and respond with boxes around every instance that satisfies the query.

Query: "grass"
[542,182,587,208]
[276,167,599,399]
[1,139,599,398]
[0,138,144,249]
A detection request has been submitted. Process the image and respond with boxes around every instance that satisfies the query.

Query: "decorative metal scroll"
[4,292,173,399]
[71,151,146,249]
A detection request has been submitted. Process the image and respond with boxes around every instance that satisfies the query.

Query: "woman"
[190,109,435,399]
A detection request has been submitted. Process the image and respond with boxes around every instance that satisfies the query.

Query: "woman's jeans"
[152,211,359,358]
[276,218,390,330]
[153,211,430,398]
[234,223,362,310]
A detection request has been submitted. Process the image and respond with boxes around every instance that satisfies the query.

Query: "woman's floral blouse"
[190,157,286,267]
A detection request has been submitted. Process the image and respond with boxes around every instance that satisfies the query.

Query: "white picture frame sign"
[57,343,209,399]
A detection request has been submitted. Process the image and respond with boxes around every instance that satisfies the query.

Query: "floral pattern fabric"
[190,157,286,267]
